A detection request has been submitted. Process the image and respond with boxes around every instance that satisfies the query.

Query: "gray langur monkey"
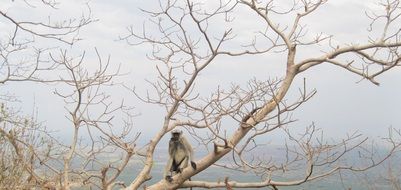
[164,130,197,182]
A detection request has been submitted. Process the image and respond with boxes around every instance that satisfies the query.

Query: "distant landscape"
[105,147,398,190]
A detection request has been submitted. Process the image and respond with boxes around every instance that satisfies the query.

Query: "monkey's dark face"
[171,132,181,141]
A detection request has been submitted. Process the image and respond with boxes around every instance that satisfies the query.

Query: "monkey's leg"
[177,156,189,173]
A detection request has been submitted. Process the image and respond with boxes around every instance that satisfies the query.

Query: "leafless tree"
[1,47,140,189]
[2,0,401,190]
[120,0,401,189]
[48,48,146,190]
[0,1,140,189]
[1,0,93,188]
[0,102,52,189]
[0,0,93,85]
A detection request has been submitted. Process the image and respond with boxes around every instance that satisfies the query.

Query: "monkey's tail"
[188,177,192,190]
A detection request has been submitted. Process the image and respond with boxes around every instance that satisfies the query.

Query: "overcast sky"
[1,0,401,143]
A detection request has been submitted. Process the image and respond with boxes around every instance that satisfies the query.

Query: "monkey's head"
[171,129,182,141]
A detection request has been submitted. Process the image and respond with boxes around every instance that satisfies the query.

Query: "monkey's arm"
[164,157,173,182]
[181,136,197,170]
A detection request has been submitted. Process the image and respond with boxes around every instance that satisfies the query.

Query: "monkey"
[164,130,197,182]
